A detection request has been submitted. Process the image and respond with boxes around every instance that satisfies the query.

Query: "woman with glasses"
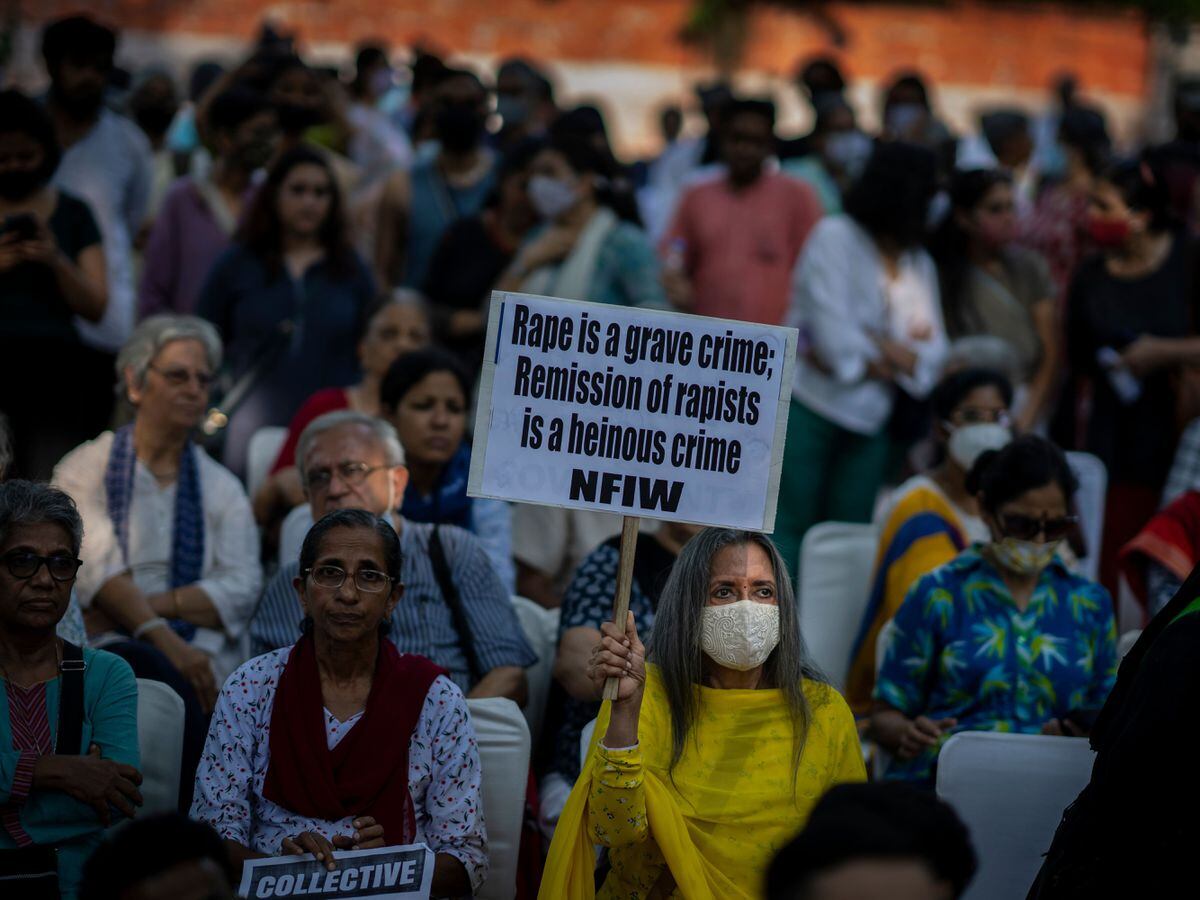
[868,435,1117,786]
[0,480,142,899]
[845,368,1013,713]
[53,315,262,711]
[191,508,487,895]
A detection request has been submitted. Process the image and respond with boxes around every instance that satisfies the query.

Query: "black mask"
[436,104,484,153]
[134,106,177,138]
[0,170,40,202]
[275,102,323,135]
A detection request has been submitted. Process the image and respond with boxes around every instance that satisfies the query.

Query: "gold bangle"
[172,588,182,619]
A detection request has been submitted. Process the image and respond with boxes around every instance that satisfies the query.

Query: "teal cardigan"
[0,648,139,899]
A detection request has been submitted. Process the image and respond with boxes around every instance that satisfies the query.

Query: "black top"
[1065,233,1197,488]
[0,191,101,342]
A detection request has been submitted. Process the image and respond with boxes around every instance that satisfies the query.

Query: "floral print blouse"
[189,648,488,891]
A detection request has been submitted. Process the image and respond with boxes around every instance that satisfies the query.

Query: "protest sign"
[237,845,434,900]
[468,292,797,532]
[469,291,797,700]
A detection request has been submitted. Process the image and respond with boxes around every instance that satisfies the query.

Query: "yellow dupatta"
[539,665,866,900]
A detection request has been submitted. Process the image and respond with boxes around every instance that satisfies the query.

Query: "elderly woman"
[0,480,141,899]
[191,508,487,894]
[541,529,865,899]
[53,315,262,710]
[869,436,1118,786]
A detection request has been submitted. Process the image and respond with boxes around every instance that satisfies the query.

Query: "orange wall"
[26,0,1150,99]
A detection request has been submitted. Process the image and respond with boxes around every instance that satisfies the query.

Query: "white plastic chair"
[135,678,185,816]
[579,718,597,771]
[797,522,879,690]
[1065,451,1107,584]
[245,426,288,501]
[936,732,1096,900]
[467,698,531,900]
[278,503,314,567]
[510,596,559,747]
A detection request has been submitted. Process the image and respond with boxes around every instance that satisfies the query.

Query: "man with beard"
[375,68,497,289]
[0,89,109,479]
[138,86,278,317]
[42,15,153,358]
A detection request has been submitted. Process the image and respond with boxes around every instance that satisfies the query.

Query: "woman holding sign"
[540,528,865,899]
[190,508,487,895]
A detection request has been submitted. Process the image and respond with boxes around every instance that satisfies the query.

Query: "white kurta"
[53,431,262,685]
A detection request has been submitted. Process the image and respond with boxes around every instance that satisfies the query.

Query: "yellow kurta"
[540,665,866,900]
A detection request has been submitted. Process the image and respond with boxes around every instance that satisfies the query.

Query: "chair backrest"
[135,678,185,816]
[245,426,288,501]
[936,732,1096,900]
[797,522,879,690]
[580,718,597,772]
[279,503,314,567]
[1065,451,1107,583]
[510,596,560,747]
[467,698,532,900]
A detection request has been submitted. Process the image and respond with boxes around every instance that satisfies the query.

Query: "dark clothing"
[1029,565,1200,898]
[1065,234,1197,489]
[195,243,374,478]
[423,215,514,373]
[0,191,112,479]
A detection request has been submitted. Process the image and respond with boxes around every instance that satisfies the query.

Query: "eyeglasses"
[998,513,1079,542]
[303,564,395,593]
[304,462,391,492]
[2,551,83,582]
[148,366,215,390]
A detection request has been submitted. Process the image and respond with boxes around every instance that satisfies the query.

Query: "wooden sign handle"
[602,516,641,702]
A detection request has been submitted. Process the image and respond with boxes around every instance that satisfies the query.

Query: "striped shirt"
[250,519,536,692]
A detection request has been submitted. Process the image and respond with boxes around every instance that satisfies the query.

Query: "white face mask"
[528,173,578,221]
[700,600,780,671]
[990,536,1061,576]
[946,422,1011,470]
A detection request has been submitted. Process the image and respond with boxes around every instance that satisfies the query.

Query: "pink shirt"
[664,171,822,325]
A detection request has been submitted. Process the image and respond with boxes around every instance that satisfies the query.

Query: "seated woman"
[1119,488,1200,618]
[190,508,487,895]
[0,480,141,899]
[253,291,433,526]
[381,348,516,592]
[494,132,667,309]
[540,521,702,830]
[542,529,865,898]
[53,315,263,709]
[845,368,1012,713]
[869,436,1118,787]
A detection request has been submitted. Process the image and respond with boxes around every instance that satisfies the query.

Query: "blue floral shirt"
[875,546,1118,785]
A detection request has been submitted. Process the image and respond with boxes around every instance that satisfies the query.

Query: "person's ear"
[392,465,409,500]
[124,366,144,406]
[292,575,311,617]
[384,582,404,619]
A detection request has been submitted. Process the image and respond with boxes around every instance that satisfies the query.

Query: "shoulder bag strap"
[55,641,86,756]
[428,526,485,684]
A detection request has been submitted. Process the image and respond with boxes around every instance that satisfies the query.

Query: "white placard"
[237,844,434,899]
[468,292,797,531]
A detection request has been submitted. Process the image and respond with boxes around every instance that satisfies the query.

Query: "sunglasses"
[998,512,1079,542]
[2,550,83,582]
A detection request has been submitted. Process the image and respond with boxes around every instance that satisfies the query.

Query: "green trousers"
[771,398,891,584]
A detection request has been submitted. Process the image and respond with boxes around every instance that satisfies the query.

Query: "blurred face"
[125,858,235,900]
[528,148,588,221]
[219,110,278,171]
[126,339,213,432]
[498,166,537,230]
[294,526,400,645]
[723,111,773,185]
[803,858,953,900]
[52,54,111,117]
[960,181,1016,251]
[301,424,407,519]
[984,482,1070,546]
[389,372,467,468]
[270,67,325,134]
[0,521,76,634]
[706,542,778,609]
[661,108,683,143]
[0,132,47,201]
[938,384,1010,447]
[131,75,179,139]
[359,304,432,379]
[433,75,488,153]
[1087,179,1147,249]
[276,162,332,237]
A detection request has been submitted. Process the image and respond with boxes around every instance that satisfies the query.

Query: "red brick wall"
[27,0,1149,99]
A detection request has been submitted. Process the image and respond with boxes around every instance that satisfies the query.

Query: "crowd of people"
[4,10,1200,899]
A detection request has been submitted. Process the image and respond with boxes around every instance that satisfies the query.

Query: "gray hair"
[295,411,406,483]
[648,528,824,780]
[0,480,84,557]
[115,315,223,394]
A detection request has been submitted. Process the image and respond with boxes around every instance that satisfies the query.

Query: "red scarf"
[1119,490,1200,609]
[263,633,446,844]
